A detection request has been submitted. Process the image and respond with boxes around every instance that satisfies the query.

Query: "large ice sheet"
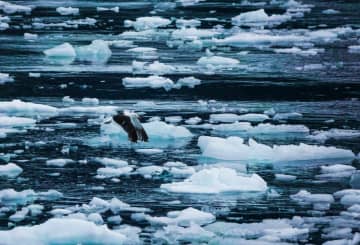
[198,136,355,161]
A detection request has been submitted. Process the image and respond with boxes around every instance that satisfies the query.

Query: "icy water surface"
[0,0,360,244]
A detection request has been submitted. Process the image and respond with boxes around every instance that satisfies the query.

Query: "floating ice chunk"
[96,166,133,178]
[197,55,239,67]
[237,113,269,122]
[274,47,323,56]
[273,112,302,121]
[66,17,97,26]
[146,207,215,227]
[0,163,22,178]
[107,215,122,225]
[165,116,182,123]
[176,18,201,28]
[76,40,112,64]
[185,116,202,125]
[0,1,32,14]
[321,164,356,174]
[147,61,175,75]
[29,72,40,77]
[308,129,360,142]
[317,164,356,179]
[216,32,304,47]
[62,96,75,104]
[81,97,99,105]
[96,6,119,13]
[0,73,13,84]
[59,106,117,115]
[291,190,334,206]
[0,116,35,127]
[136,148,164,154]
[154,223,215,244]
[0,218,129,244]
[206,218,309,242]
[56,7,79,16]
[232,9,292,27]
[349,45,360,54]
[175,77,201,89]
[46,158,75,167]
[122,75,174,91]
[44,43,76,58]
[110,197,150,213]
[125,16,171,31]
[0,21,9,30]
[0,189,36,206]
[164,161,196,178]
[212,122,309,134]
[136,165,164,178]
[127,47,157,53]
[0,100,58,118]
[134,101,156,107]
[322,9,340,15]
[210,113,268,123]
[340,195,360,206]
[93,158,128,168]
[28,204,44,216]
[198,136,355,161]
[210,113,241,123]
[172,28,219,40]
[24,33,38,41]
[334,189,360,199]
[161,167,267,193]
[178,0,203,6]
[87,213,104,225]
[9,207,29,222]
[275,174,296,182]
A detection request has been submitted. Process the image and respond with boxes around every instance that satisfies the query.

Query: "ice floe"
[198,136,355,161]
[0,218,132,245]
[0,73,13,84]
[125,16,171,31]
[122,76,174,91]
[232,9,292,27]
[0,100,58,118]
[0,1,32,14]
[46,158,75,167]
[146,207,215,226]
[0,163,22,178]
[161,167,267,193]
[44,43,76,58]
[308,129,360,142]
[56,7,79,16]
[75,40,112,64]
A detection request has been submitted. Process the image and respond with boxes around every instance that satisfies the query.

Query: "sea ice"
[122,75,174,91]
[56,7,79,15]
[146,207,215,227]
[76,40,112,63]
[0,73,13,84]
[0,163,22,178]
[43,43,76,58]
[46,158,75,167]
[161,167,268,193]
[198,136,355,161]
[232,9,292,27]
[125,16,171,31]
[0,218,131,245]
